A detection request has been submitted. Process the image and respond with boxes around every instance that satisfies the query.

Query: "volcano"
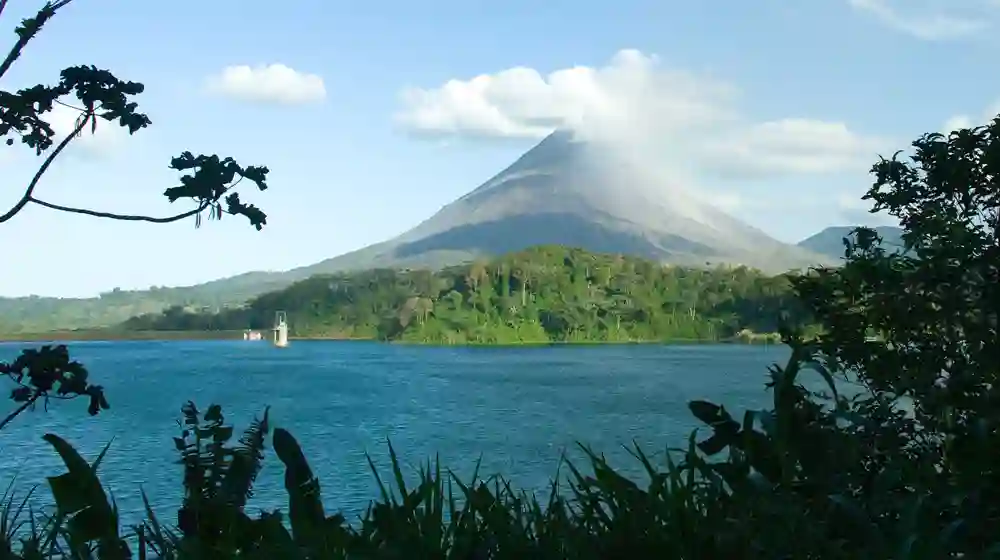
[295,130,832,275]
[1,130,837,330]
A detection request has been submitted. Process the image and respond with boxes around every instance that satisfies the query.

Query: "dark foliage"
[2,2,999,558]
[0,1,272,429]
[0,345,107,431]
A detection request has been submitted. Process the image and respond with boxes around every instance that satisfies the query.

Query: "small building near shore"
[243,330,263,341]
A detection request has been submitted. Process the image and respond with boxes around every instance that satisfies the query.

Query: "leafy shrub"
[2,3,998,556]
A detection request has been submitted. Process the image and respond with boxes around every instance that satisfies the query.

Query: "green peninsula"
[121,246,812,344]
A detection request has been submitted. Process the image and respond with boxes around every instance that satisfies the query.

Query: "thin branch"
[3,97,244,226]
[0,1,75,80]
[42,393,78,402]
[0,392,39,432]
[29,181,242,225]
[53,98,85,111]
[27,197,209,224]
[0,110,91,224]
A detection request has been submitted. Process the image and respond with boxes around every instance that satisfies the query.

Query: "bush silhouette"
[2,2,998,558]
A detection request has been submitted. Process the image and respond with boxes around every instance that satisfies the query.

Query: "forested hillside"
[123,245,814,343]
[0,274,291,334]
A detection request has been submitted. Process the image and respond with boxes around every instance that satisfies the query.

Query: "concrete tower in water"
[273,311,289,348]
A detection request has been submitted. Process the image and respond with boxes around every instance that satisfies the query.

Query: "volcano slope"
[299,130,832,275]
[1,130,834,331]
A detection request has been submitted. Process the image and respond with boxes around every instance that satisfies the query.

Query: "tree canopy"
[123,245,814,344]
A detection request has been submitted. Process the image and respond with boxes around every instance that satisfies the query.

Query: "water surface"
[0,340,792,522]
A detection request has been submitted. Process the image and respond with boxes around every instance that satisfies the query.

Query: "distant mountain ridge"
[796,226,904,259]
[3,130,840,332]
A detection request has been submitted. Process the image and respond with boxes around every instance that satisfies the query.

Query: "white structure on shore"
[273,311,289,347]
[243,330,263,341]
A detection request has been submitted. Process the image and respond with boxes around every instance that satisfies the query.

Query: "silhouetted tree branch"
[0,1,73,80]
[1,1,271,230]
[27,197,208,223]
[0,0,274,429]
[0,106,90,223]
[0,344,107,430]
[0,391,37,432]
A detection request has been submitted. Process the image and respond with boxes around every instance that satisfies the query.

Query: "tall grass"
[2,340,939,559]
[2,324,997,559]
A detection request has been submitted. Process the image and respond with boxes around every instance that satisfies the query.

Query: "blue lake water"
[0,340,794,524]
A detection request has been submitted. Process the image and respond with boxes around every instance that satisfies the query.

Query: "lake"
[0,340,794,524]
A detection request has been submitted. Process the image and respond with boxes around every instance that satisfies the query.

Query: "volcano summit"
[302,130,832,275]
[0,130,837,330]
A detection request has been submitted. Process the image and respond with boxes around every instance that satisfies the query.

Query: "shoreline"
[0,330,783,346]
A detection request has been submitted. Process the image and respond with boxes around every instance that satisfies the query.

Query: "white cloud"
[0,104,125,166]
[206,64,326,105]
[397,50,737,140]
[943,114,974,133]
[395,49,885,179]
[47,104,126,158]
[836,192,898,227]
[701,191,743,212]
[0,104,126,171]
[705,119,884,178]
[943,99,1000,133]
[848,0,990,40]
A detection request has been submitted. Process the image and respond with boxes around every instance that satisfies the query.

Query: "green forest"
[121,245,813,343]
[0,275,294,334]
[4,1,999,556]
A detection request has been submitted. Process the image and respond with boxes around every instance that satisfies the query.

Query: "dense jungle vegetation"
[3,2,999,558]
[4,114,998,557]
[121,246,812,344]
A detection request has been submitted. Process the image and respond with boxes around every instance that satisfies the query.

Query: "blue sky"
[0,0,996,297]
